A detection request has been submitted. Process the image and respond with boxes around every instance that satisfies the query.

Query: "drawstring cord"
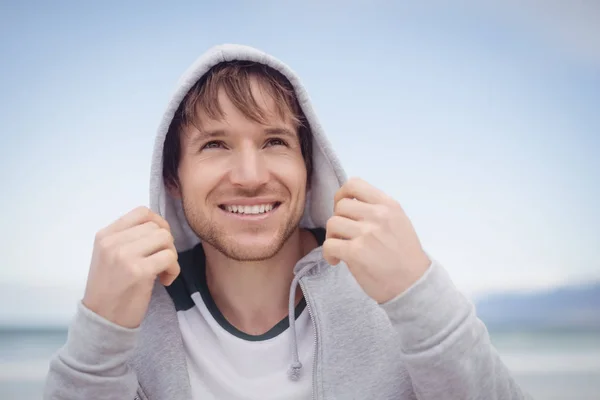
[287,263,314,381]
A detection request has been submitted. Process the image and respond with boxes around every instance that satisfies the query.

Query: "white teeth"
[225,203,276,215]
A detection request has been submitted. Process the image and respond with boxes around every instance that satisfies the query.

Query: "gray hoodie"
[43,44,530,400]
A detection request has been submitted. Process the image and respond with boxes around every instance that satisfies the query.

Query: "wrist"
[378,250,431,304]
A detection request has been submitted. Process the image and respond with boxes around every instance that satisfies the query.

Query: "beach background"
[1,1,599,399]
[2,326,600,399]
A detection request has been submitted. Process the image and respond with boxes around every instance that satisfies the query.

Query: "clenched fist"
[323,178,431,304]
[82,206,181,329]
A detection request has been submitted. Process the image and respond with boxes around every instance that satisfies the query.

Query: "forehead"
[199,82,295,130]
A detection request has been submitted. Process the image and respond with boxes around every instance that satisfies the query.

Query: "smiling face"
[174,77,308,261]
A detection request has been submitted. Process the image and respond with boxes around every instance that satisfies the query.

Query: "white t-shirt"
[168,242,315,400]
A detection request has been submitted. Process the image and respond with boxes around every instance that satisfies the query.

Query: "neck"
[202,228,318,336]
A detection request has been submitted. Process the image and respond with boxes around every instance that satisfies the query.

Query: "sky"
[0,1,599,325]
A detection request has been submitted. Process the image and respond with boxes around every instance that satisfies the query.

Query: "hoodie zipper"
[299,279,318,400]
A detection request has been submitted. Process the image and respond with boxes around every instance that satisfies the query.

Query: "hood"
[149,44,347,252]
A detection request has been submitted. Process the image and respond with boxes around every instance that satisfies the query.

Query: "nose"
[229,147,269,188]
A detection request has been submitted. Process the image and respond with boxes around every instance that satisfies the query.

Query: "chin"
[225,230,284,259]
[220,239,283,262]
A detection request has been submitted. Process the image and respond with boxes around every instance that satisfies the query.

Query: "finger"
[142,249,180,284]
[123,228,175,258]
[326,216,364,240]
[101,206,170,236]
[322,237,349,266]
[334,177,390,205]
[159,269,179,286]
[110,221,162,245]
[334,197,375,221]
[158,260,181,286]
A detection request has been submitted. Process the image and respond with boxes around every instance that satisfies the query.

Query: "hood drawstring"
[287,263,314,381]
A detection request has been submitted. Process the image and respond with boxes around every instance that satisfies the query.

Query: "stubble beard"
[181,197,305,262]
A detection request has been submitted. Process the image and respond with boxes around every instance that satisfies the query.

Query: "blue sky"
[1,1,599,325]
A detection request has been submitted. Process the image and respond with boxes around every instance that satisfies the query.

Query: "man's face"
[175,78,307,261]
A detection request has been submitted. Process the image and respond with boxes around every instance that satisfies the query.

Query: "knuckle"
[326,216,340,231]
[334,188,343,203]
[348,176,362,187]
[344,179,354,191]
[157,228,173,243]
[94,228,107,243]
[134,205,151,218]
[126,262,143,281]
[113,246,130,265]
[156,250,176,270]
[326,217,334,231]
[96,236,113,254]
[373,205,388,220]
[335,198,347,213]
[167,249,178,264]
[360,224,372,236]
[173,262,182,275]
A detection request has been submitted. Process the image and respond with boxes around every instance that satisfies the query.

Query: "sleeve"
[380,260,532,399]
[43,301,142,400]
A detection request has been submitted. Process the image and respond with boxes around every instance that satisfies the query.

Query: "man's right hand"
[82,206,180,329]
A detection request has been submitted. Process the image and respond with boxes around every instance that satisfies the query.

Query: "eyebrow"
[263,127,298,140]
[188,129,226,147]
[193,129,226,140]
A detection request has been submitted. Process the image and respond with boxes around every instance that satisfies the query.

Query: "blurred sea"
[1,328,599,399]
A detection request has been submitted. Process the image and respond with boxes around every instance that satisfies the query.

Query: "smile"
[219,202,281,215]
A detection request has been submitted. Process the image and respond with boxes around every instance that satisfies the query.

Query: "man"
[44,44,528,399]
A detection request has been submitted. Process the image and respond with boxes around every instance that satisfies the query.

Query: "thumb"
[322,238,346,266]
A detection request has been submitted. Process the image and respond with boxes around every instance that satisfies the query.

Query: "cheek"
[269,154,307,191]
[178,158,223,199]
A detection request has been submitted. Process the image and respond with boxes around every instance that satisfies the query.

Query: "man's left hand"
[323,177,431,304]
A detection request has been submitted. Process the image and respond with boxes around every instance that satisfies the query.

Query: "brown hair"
[162,61,313,190]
